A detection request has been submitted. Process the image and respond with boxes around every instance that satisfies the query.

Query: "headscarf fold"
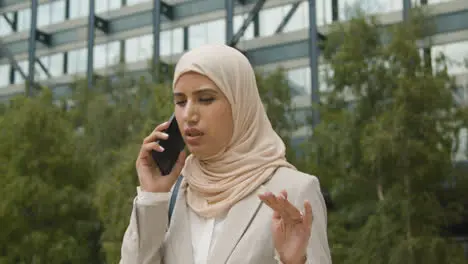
[174,44,296,218]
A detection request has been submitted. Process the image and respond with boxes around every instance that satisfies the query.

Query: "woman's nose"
[183,101,199,124]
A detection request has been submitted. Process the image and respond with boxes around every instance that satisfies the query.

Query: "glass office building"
[0,0,467,155]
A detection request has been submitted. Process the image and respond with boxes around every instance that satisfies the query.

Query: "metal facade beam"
[35,57,51,78]
[0,38,27,81]
[95,15,110,34]
[308,0,320,127]
[403,0,411,21]
[229,0,265,46]
[153,0,162,81]
[35,29,51,46]
[87,0,96,88]
[27,0,39,96]
[161,1,174,20]
[2,13,14,27]
[420,0,432,71]
[331,0,338,21]
[1,0,62,11]
[275,1,301,34]
[1,0,467,63]
[226,0,234,44]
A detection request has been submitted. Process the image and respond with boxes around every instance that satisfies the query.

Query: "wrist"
[279,255,307,264]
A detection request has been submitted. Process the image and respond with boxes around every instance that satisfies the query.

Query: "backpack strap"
[168,175,184,225]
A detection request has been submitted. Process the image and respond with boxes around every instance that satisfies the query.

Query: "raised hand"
[259,190,313,264]
[136,121,186,193]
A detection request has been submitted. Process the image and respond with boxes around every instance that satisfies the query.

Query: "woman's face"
[173,72,234,159]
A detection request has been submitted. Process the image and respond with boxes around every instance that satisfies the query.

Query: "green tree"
[92,75,175,264]
[256,68,299,161]
[59,63,175,263]
[299,8,467,263]
[0,89,103,263]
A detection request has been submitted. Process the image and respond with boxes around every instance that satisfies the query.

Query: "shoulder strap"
[168,175,184,225]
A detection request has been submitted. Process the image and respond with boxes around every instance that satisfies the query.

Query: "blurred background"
[1,0,468,263]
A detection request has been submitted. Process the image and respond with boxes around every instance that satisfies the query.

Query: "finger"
[141,142,164,153]
[143,130,169,144]
[277,193,302,222]
[153,121,170,133]
[303,200,314,229]
[259,193,283,214]
[262,192,290,219]
[280,189,288,200]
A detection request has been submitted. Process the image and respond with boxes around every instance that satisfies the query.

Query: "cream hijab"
[174,44,296,219]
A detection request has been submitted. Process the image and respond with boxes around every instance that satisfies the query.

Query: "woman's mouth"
[184,128,204,145]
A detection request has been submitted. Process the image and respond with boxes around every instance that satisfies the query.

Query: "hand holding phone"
[135,115,186,192]
[151,114,186,176]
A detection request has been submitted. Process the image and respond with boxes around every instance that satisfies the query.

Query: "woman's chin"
[186,146,217,161]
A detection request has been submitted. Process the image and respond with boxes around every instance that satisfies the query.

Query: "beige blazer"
[119,167,332,264]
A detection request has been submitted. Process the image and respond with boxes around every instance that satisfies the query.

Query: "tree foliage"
[0,90,103,263]
[298,7,467,264]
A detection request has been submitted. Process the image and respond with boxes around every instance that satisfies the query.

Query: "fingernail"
[162,133,169,139]
[159,146,165,151]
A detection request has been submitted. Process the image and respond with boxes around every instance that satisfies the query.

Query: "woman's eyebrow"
[173,88,218,97]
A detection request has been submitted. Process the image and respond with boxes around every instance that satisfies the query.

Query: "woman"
[120,44,331,264]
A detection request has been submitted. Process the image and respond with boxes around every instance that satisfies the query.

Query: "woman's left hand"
[259,190,313,264]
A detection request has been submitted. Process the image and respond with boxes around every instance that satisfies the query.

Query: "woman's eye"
[200,97,214,103]
[175,100,186,106]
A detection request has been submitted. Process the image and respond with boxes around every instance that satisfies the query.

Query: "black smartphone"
[151,114,186,176]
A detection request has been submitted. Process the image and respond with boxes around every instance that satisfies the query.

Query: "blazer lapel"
[207,185,268,264]
[167,189,194,264]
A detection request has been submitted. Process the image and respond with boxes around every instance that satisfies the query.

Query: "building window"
[288,67,311,96]
[125,35,153,63]
[0,64,11,88]
[259,5,289,37]
[139,34,153,61]
[259,1,332,37]
[283,2,309,33]
[0,13,14,36]
[34,54,64,81]
[94,41,121,69]
[161,28,184,56]
[189,19,225,49]
[96,0,122,14]
[287,65,333,96]
[13,61,28,85]
[37,3,51,27]
[338,0,415,20]
[455,128,467,161]
[69,0,89,19]
[50,0,66,25]
[125,37,139,63]
[17,9,31,32]
[94,44,108,69]
[127,0,150,5]
[233,14,254,41]
[49,53,65,77]
[316,0,333,26]
[68,48,88,74]
[428,0,457,4]
[107,41,121,66]
[432,41,468,75]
